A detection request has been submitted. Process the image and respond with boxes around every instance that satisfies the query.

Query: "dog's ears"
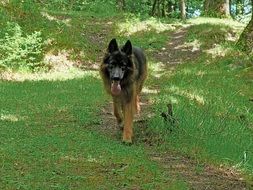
[122,40,132,56]
[108,38,119,53]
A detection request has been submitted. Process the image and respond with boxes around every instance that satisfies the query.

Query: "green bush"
[0,22,45,72]
[40,0,117,17]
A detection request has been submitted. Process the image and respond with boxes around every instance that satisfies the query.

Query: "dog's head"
[103,39,134,96]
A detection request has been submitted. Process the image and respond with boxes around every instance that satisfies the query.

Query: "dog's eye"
[107,64,113,70]
[121,66,127,71]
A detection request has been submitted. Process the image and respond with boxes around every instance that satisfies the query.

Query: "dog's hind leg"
[113,100,123,130]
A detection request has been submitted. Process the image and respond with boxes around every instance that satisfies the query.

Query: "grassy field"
[1,1,253,189]
[148,55,253,170]
[0,76,189,189]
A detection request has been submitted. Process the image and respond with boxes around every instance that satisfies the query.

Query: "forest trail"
[98,26,249,189]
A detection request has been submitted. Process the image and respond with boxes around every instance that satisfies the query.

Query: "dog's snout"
[112,77,120,81]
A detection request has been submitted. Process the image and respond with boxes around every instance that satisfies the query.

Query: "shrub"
[0,22,45,72]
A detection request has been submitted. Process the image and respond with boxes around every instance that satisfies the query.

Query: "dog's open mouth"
[111,81,121,95]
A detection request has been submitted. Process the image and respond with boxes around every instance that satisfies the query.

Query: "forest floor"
[1,7,253,189]
[98,26,250,189]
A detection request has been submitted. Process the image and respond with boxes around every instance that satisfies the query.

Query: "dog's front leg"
[122,99,134,143]
[113,99,123,129]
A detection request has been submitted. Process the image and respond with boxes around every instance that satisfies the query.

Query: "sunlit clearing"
[44,50,77,72]
[142,87,159,94]
[118,17,177,36]
[0,50,100,81]
[41,11,71,26]
[0,70,99,82]
[204,44,231,58]
[169,86,205,105]
[0,113,21,122]
[148,61,170,78]
[188,17,245,30]
[174,39,201,52]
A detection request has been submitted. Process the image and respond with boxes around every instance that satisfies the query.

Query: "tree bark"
[167,0,173,17]
[180,0,186,20]
[151,0,158,16]
[151,0,164,17]
[237,0,253,52]
[204,0,230,17]
[161,0,166,17]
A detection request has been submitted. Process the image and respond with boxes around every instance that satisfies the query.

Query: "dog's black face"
[103,39,133,95]
[106,52,128,81]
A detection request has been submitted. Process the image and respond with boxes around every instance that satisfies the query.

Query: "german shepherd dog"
[100,39,147,143]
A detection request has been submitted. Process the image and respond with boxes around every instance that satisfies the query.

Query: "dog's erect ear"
[108,38,119,53]
[121,40,132,56]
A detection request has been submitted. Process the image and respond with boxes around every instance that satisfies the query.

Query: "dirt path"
[98,26,250,189]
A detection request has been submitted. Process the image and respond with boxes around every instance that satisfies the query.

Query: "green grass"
[0,76,189,189]
[1,2,253,187]
[148,54,253,173]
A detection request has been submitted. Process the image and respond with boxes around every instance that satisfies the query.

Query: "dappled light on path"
[117,17,178,35]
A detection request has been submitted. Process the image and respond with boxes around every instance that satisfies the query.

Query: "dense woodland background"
[0,0,252,72]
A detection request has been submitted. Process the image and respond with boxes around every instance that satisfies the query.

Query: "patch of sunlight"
[60,156,85,162]
[196,70,206,77]
[118,17,177,36]
[41,11,71,26]
[0,69,99,82]
[0,1,8,6]
[142,87,159,94]
[44,50,77,72]
[181,68,192,75]
[175,39,201,52]
[179,68,207,77]
[149,61,165,73]
[149,61,170,78]
[87,155,99,163]
[169,86,205,105]
[1,50,100,81]
[1,113,20,122]
[204,44,231,58]
[188,17,245,30]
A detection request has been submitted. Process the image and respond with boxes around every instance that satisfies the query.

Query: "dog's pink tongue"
[111,81,121,95]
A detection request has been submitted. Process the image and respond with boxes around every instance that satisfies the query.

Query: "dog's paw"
[122,139,132,145]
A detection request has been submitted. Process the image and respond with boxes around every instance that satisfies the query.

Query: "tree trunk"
[151,0,163,17]
[180,0,186,20]
[151,0,158,16]
[167,1,173,17]
[237,0,253,52]
[204,0,230,17]
[161,0,166,17]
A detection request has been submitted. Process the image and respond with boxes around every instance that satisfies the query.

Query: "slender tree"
[180,0,186,19]
[204,0,230,17]
[237,0,253,52]
[167,0,174,16]
[151,0,165,17]
[161,0,166,17]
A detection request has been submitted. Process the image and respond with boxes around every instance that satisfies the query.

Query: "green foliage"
[40,0,118,17]
[186,22,236,48]
[0,22,46,72]
[148,55,253,172]
[125,0,152,16]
